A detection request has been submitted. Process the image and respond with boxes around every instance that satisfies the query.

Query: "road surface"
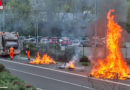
[0,58,130,90]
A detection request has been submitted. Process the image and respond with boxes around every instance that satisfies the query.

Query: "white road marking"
[7,68,94,90]
[0,87,8,89]
[36,88,43,90]
[0,59,130,87]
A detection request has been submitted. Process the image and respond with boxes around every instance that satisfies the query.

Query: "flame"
[68,61,75,69]
[29,52,56,64]
[90,9,130,80]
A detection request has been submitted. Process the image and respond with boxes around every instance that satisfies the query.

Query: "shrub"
[0,64,6,72]
[80,56,90,62]
[0,64,36,90]
[80,62,90,66]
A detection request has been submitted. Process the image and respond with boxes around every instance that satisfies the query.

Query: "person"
[26,47,30,60]
[9,46,14,60]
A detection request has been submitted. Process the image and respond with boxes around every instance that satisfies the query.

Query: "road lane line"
[0,59,130,87]
[7,68,94,90]
[36,88,44,90]
[0,87,8,89]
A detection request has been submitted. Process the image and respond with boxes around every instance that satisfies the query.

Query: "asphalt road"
[0,58,130,90]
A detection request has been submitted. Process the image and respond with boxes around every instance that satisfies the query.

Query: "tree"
[2,0,32,35]
[126,0,130,33]
[8,0,31,18]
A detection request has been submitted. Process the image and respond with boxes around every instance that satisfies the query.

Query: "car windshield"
[6,41,18,47]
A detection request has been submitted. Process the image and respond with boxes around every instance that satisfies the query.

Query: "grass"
[0,64,36,90]
[80,62,90,66]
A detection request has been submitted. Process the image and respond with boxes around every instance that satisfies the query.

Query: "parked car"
[49,37,58,44]
[24,38,36,44]
[40,37,49,44]
[60,37,71,46]
[71,39,80,46]
[80,40,92,47]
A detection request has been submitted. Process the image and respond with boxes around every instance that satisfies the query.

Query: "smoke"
[29,0,94,38]
[64,46,80,68]
[88,0,128,62]
[59,0,128,63]
[0,0,128,37]
[88,0,128,37]
[72,46,80,61]
[97,0,128,22]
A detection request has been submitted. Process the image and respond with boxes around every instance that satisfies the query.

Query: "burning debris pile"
[68,61,75,69]
[67,60,75,69]
[29,52,56,64]
[58,60,75,70]
[90,9,130,80]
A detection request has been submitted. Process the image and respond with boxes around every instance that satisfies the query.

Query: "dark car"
[80,41,92,47]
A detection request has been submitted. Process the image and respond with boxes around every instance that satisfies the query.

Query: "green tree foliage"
[126,0,130,33]
[64,3,72,12]
[1,0,33,35]
[0,64,36,89]
[126,8,130,33]
[0,0,90,37]
[7,0,31,18]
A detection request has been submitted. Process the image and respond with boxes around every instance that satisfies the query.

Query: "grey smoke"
[87,0,128,37]
[0,0,128,37]
[72,46,80,61]
[87,0,128,61]
[96,0,128,22]
[29,0,94,38]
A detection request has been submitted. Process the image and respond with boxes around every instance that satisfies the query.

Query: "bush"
[0,63,36,90]
[80,62,90,66]
[0,64,6,72]
[80,56,90,62]
[22,43,38,56]
[0,71,36,90]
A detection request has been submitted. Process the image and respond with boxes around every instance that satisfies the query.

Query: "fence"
[80,47,130,59]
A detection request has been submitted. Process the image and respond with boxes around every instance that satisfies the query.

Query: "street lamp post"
[2,6,5,32]
[93,0,97,60]
[34,1,39,47]
[0,0,4,31]
[36,19,38,47]
[82,44,85,57]
[94,0,97,48]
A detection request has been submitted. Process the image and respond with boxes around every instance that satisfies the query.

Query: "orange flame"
[90,9,130,80]
[29,52,56,64]
[68,61,75,69]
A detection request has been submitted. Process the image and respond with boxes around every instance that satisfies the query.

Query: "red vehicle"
[49,37,58,44]
[61,39,71,46]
